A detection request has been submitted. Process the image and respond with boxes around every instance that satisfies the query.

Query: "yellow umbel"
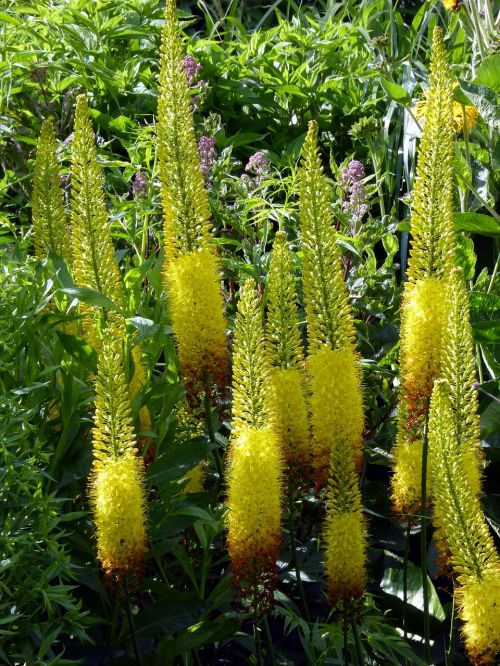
[167,247,228,398]
[32,118,70,261]
[392,27,456,517]
[324,436,366,614]
[70,94,125,351]
[226,281,283,600]
[308,346,364,484]
[429,381,500,665]
[266,231,309,474]
[89,332,147,576]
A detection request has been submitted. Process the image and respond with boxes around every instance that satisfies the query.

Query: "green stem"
[288,484,311,623]
[403,519,411,647]
[263,614,278,666]
[351,620,364,666]
[254,595,263,666]
[420,411,430,664]
[446,591,456,665]
[124,579,143,666]
[343,608,349,666]
[204,390,224,485]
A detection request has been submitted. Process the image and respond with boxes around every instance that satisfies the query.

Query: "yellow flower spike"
[442,269,482,490]
[32,118,70,262]
[226,281,284,602]
[90,454,147,576]
[70,94,126,351]
[167,247,228,400]
[415,87,478,135]
[392,28,456,517]
[89,332,147,577]
[391,278,446,515]
[299,120,356,354]
[400,277,447,417]
[299,121,364,486]
[157,0,212,260]
[226,426,283,596]
[324,436,367,614]
[269,367,310,475]
[308,346,364,485]
[157,1,228,403]
[429,380,500,665]
[266,231,304,370]
[458,575,500,665]
[406,28,456,283]
[231,281,271,435]
[266,231,309,474]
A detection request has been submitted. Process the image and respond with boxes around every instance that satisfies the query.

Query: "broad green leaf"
[59,287,120,311]
[475,54,500,93]
[480,401,500,439]
[454,233,476,281]
[56,331,97,370]
[454,212,500,236]
[380,78,411,106]
[381,560,446,621]
[458,80,499,131]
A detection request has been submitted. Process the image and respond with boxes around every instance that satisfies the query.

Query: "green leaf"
[147,437,207,484]
[454,233,476,281]
[480,400,500,439]
[380,78,411,106]
[59,287,120,311]
[56,331,97,370]
[454,212,500,236]
[458,80,499,131]
[472,321,500,344]
[381,559,446,621]
[475,54,500,93]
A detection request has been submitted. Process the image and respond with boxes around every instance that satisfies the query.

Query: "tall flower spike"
[299,120,355,354]
[70,94,125,350]
[391,27,456,517]
[89,330,147,577]
[157,0,211,259]
[406,27,456,283]
[158,0,228,402]
[431,269,483,569]
[226,281,283,607]
[32,118,70,262]
[429,381,500,665]
[324,436,367,616]
[299,120,364,485]
[266,231,309,475]
[230,281,270,435]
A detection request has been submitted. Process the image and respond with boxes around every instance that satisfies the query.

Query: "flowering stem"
[253,593,263,666]
[351,620,364,666]
[263,614,278,666]
[420,411,430,664]
[343,608,349,666]
[288,483,311,623]
[403,519,411,646]
[204,391,224,486]
[124,579,143,666]
[446,591,456,665]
